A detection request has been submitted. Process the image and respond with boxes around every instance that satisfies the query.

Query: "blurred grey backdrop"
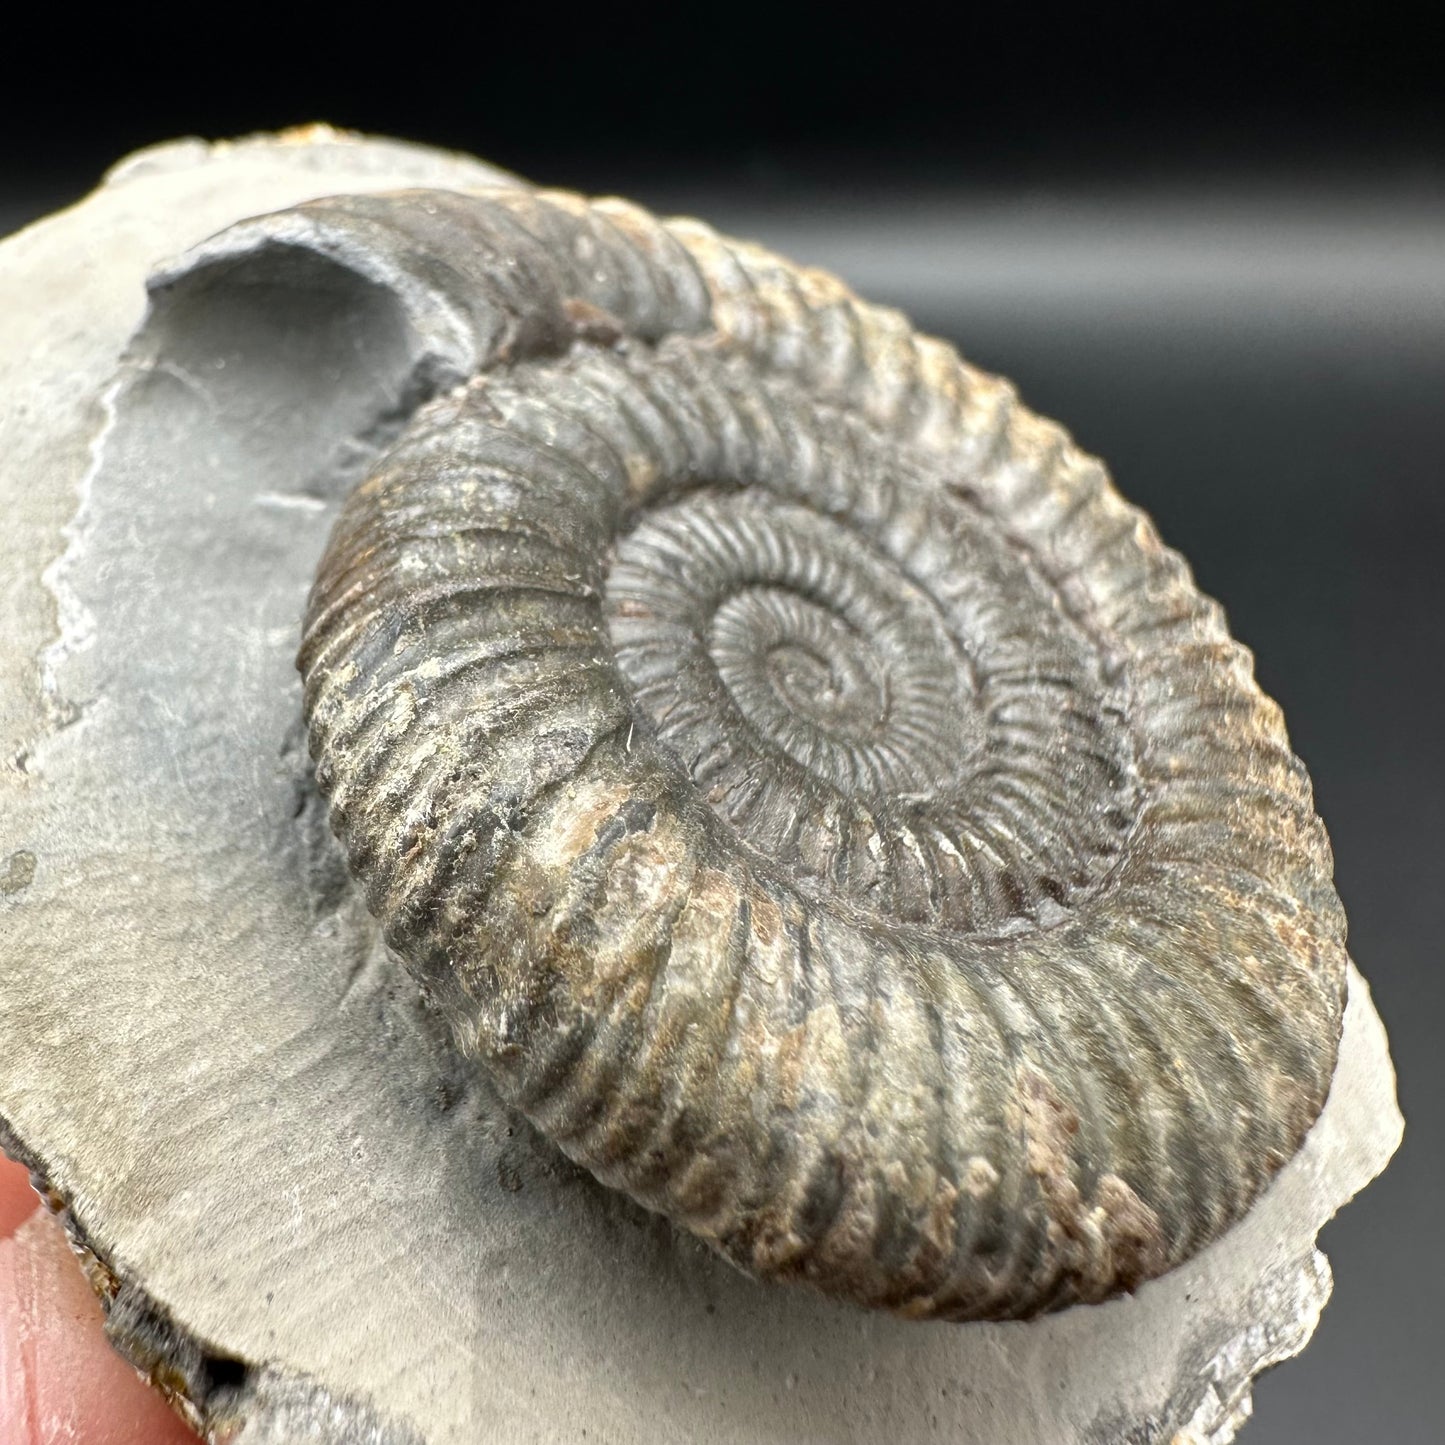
[3,5,1441,1439]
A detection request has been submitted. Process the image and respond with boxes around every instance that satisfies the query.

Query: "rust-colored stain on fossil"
[206,185,1359,1321]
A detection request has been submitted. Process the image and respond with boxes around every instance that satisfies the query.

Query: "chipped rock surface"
[0,131,1402,1444]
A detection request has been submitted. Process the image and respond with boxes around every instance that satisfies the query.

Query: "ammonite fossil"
[215,186,1346,1321]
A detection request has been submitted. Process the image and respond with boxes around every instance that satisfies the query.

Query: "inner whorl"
[282,186,1348,1321]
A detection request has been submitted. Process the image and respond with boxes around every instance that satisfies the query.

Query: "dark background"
[3,7,1441,1440]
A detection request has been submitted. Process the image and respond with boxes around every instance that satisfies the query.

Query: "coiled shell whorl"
[275,187,1347,1320]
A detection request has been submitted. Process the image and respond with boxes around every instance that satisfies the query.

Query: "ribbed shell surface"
[259,187,1348,1320]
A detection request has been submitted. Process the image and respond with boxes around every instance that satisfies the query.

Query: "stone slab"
[0,130,1402,1444]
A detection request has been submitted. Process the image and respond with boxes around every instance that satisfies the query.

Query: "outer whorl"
[275,187,1347,1320]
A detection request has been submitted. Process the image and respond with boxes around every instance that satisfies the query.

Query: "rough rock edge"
[1098,1251,1334,1445]
[1185,1251,1332,1444]
[0,1112,423,1445]
[103,123,523,194]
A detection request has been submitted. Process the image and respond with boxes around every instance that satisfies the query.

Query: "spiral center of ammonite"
[607,491,979,816]
[765,636,882,730]
[767,641,843,712]
[713,588,891,752]
[603,474,1140,932]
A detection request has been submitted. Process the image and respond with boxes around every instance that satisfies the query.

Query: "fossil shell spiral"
[243,187,1348,1320]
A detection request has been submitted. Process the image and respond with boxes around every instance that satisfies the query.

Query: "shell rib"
[271,187,1346,1320]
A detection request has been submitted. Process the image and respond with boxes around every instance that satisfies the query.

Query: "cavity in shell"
[186,186,1347,1321]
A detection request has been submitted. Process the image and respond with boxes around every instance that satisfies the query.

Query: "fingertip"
[0,1209,198,1444]
[0,1153,39,1240]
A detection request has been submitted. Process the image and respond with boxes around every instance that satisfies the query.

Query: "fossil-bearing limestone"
[0,132,1399,1443]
